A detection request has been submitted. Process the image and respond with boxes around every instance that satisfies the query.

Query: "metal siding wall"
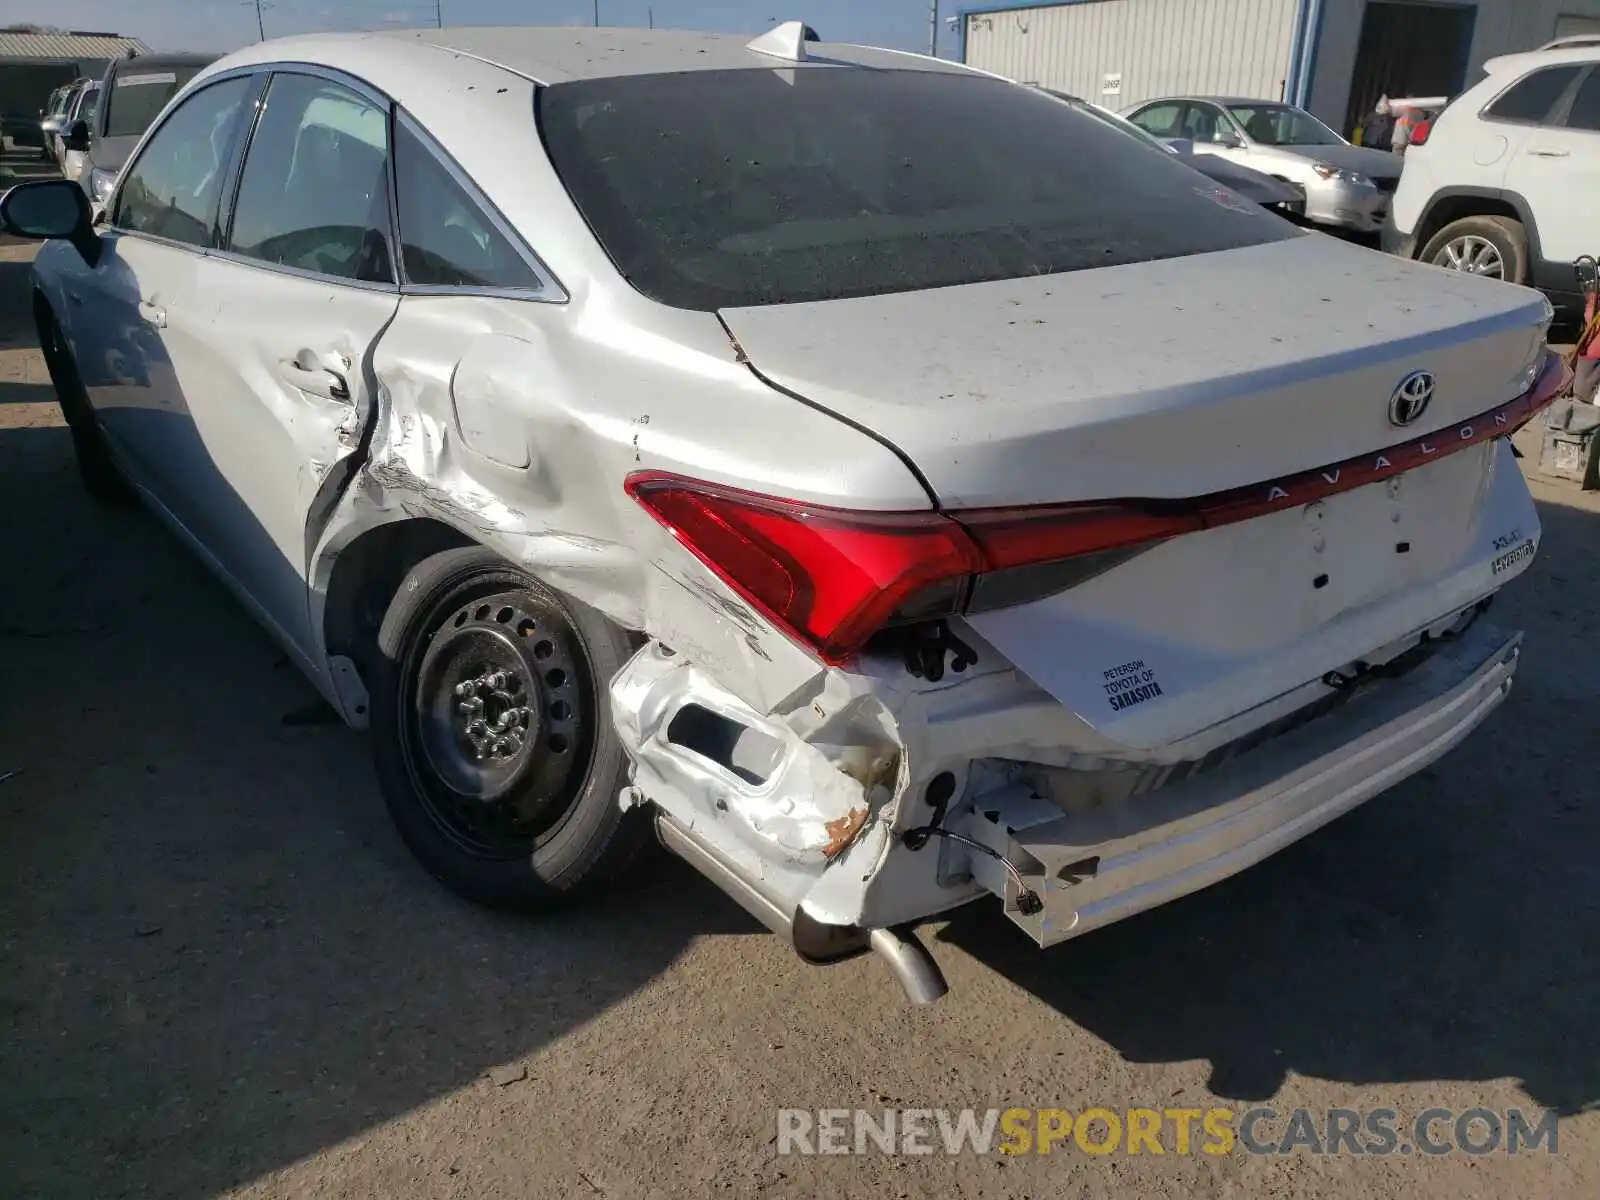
[964,0,1301,110]
[1307,0,1600,128]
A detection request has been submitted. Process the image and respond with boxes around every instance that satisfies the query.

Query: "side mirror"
[1216,131,1244,149]
[63,119,90,153]
[0,179,101,267]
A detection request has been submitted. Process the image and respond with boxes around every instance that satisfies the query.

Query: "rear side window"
[1129,102,1185,138]
[1564,68,1600,131]
[115,76,254,247]
[1484,66,1583,123]
[393,118,543,290]
[227,72,393,284]
[104,64,209,138]
[539,69,1299,311]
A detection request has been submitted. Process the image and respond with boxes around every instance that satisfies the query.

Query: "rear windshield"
[104,65,208,137]
[538,68,1300,310]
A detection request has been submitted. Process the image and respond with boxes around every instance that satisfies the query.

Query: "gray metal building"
[960,0,1600,135]
[0,30,149,142]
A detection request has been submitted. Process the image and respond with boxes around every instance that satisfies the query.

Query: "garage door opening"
[1344,1,1479,137]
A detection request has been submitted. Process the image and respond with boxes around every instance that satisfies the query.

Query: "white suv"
[1386,43,1600,321]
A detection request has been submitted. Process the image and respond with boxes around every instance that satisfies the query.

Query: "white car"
[1385,42,1600,324]
[1124,96,1401,233]
[1,24,1563,1001]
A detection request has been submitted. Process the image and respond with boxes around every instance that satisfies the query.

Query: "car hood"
[1266,141,1400,180]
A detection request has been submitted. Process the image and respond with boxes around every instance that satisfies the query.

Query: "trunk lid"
[720,234,1547,510]
[722,235,1551,749]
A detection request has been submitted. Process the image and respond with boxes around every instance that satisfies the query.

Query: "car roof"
[1540,34,1600,51]
[108,51,218,72]
[1136,95,1294,107]
[212,25,973,86]
[1482,44,1600,75]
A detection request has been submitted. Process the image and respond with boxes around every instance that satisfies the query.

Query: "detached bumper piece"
[950,621,1521,947]
[1538,396,1600,487]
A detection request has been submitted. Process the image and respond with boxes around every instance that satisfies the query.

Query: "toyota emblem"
[1389,371,1435,427]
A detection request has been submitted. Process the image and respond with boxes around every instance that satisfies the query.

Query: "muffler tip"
[869,926,949,1005]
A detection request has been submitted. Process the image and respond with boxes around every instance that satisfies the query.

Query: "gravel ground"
[0,203,1595,1199]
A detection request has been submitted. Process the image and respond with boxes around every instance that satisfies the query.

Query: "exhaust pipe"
[655,813,948,1004]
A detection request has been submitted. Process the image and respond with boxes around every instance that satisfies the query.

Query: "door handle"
[279,354,351,402]
[137,299,166,328]
[1527,148,1570,158]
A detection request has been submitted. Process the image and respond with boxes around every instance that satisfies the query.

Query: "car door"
[71,72,261,503]
[1490,64,1591,264]
[185,67,401,660]
[1502,64,1600,267]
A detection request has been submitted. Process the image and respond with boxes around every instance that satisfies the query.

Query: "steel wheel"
[1435,234,1505,278]
[400,590,595,860]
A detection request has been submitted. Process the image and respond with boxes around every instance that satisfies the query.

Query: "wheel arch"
[1415,187,1543,264]
[319,515,476,678]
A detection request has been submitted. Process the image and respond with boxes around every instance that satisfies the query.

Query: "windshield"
[76,87,100,123]
[540,69,1298,311]
[1227,103,1342,146]
[104,64,208,137]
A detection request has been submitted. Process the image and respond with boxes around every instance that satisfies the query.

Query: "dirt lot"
[0,215,1596,1199]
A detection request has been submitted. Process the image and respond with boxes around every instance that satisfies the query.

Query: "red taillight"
[627,351,1565,665]
[958,503,1204,567]
[624,473,984,665]
[625,473,1195,664]
[1410,119,1432,146]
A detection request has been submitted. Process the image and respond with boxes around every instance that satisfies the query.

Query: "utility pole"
[250,0,266,42]
[928,0,939,57]
[434,0,443,27]
[648,7,654,29]
[593,0,600,26]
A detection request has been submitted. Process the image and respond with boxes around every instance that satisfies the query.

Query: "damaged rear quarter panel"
[309,284,933,720]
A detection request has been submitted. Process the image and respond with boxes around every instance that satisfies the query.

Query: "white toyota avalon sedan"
[0,23,1564,1001]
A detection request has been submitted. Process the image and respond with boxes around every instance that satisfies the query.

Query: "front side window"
[393,117,543,289]
[1183,104,1230,143]
[1484,66,1584,124]
[74,87,100,125]
[104,64,211,138]
[540,69,1299,311]
[227,72,392,283]
[1227,103,1340,146]
[1561,68,1600,132]
[114,76,254,248]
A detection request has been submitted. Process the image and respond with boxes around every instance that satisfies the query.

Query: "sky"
[4,0,966,56]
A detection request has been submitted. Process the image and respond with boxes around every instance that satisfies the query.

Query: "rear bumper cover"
[955,620,1521,946]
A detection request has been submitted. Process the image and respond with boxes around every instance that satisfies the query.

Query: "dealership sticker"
[1102,659,1164,712]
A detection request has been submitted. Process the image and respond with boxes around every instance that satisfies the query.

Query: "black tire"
[370,546,649,909]
[34,298,135,506]
[1419,215,1529,286]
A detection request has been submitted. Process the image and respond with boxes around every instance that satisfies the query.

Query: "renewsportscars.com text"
[776,1106,1559,1157]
